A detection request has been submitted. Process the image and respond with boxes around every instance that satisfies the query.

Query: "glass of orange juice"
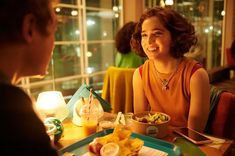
[81,112,98,136]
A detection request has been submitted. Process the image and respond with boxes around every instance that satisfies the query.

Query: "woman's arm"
[188,68,210,132]
[133,68,149,113]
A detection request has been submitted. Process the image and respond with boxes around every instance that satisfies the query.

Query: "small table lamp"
[36,91,69,121]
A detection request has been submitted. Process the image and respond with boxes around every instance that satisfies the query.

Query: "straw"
[87,88,93,120]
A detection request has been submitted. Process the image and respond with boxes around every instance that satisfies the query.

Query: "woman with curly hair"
[115,21,146,68]
[132,6,210,132]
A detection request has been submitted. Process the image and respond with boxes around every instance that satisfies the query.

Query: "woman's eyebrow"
[141,28,164,33]
[152,28,164,31]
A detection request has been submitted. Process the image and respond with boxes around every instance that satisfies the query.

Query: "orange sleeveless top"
[141,58,199,127]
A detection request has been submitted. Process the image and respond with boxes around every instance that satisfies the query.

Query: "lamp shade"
[36,91,69,121]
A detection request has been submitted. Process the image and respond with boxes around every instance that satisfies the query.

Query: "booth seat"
[206,90,235,139]
[205,66,235,140]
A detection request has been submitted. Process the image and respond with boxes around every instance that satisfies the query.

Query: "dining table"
[55,112,233,156]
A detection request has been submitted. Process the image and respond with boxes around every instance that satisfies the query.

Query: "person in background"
[231,39,235,60]
[132,6,210,133]
[230,39,235,79]
[0,0,59,155]
[115,21,146,68]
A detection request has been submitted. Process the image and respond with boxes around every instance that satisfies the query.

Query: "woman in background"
[115,21,146,68]
[132,6,210,132]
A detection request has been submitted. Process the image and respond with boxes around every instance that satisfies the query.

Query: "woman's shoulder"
[137,59,151,77]
[180,57,202,70]
[180,57,208,82]
[182,57,199,64]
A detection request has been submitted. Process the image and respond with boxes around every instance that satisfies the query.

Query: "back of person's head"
[0,0,54,44]
[115,21,137,54]
[132,6,197,58]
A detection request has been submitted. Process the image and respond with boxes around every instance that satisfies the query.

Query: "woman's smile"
[147,47,158,52]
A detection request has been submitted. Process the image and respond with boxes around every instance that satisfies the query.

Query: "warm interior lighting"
[36,91,69,121]
[165,0,174,5]
[160,0,165,7]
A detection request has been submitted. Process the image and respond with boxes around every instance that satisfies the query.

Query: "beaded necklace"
[154,61,179,90]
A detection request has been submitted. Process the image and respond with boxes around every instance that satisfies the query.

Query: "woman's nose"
[147,35,155,44]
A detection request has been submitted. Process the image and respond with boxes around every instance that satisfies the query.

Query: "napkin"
[81,146,168,156]
[138,146,168,156]
[205,135,225,149]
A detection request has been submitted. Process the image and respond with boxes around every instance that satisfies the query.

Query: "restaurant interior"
[17,0,234,99]
[15,0,234,155]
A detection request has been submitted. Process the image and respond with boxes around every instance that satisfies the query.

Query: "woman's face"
[141,16,172,60]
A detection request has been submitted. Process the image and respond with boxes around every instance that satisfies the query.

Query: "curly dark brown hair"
[132,6,197,58]
[0,0,55,44]
[115,21,137,54]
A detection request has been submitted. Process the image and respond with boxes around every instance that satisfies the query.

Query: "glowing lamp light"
[165,0,174,5]
[71,10,78,16]
[36,91,69,121]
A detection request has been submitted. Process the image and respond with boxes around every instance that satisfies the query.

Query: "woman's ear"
[22,14,35,43]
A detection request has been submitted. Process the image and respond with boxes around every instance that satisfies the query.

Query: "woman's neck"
[153,58,181,74]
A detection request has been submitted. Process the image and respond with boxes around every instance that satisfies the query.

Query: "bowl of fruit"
[130,111,170,138]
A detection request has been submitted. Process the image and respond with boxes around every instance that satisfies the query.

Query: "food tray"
[59,129,182,156]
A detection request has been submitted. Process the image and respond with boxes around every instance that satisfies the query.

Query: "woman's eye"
[141,34,147,38]
[153,32,162,36]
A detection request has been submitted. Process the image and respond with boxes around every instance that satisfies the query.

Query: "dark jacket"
[0,82,59,156]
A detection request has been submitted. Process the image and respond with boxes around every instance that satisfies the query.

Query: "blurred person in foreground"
[0,0,59,155]
[115,21,146,68]
[132,6,210,132]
